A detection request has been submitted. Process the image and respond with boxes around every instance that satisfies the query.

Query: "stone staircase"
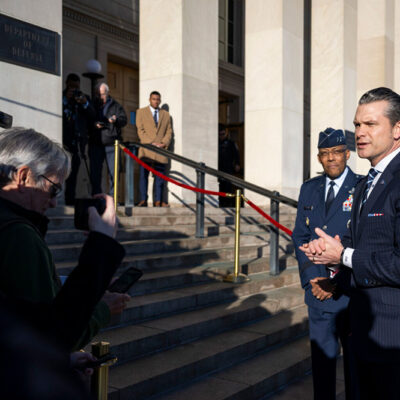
[47,204,312,399]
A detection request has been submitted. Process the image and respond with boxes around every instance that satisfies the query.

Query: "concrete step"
[45,222,276,246]
[156,333,311,400]
[49,231,275,263]
[107,304,309,400]
[266,357,346,400]
[124,258,298,296]
[46,204,297,217]
[113,268,300,326]
[47,213,295,230]
[95,284,304,365]
[56,242,297,275]
[58,257,298,297]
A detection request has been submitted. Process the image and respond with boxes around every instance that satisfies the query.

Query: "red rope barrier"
[121,144,293,236]
[121,145,228,197]
[242,197,293,236]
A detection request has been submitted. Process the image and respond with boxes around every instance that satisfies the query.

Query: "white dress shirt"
[342,148,400,268]
[149,105,159,123]
[325,167,349,200]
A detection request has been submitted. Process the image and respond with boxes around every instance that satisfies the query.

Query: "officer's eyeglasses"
[40,175,63,198]
[318,149,346,159]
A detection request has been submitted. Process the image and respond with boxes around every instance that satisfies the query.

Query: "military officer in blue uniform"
[292,128,362,400]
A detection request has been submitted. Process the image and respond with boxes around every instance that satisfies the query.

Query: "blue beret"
[318,127,346,148]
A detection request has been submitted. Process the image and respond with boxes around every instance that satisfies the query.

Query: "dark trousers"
[139,162,165,202]
[64,152,80,205]
[88,144,115,196]
[355,357,400,400]
[308,307,358,400]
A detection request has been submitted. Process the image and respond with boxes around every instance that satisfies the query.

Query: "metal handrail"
[121,141,298,276]
[127,142,298,208]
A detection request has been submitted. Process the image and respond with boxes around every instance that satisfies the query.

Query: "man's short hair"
[150,91,161,98]
[0,128,71,189]
[96,82,109,94]
[65,73,80,84]
[359,87,400,127]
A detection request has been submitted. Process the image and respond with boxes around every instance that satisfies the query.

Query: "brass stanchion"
[91,341,117,400]
[113,140,119,211]
[223,189,250,284]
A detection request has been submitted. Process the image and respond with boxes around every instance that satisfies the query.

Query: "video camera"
[0,112,12,129]
[73,89,85,102]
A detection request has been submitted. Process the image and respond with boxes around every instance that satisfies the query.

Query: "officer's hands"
[299,228,343,265]
[310,277,335,301]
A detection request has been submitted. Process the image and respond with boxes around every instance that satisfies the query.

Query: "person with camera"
[63,73,95,205]
[89,82,127,196]
[0,127,130,351]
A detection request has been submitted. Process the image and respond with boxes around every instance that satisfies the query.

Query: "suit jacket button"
[322,225,327,230]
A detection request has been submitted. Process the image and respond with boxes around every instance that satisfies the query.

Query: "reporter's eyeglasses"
[40,175,63,198]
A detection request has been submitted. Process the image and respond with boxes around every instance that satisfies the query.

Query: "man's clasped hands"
[299,227,346,302]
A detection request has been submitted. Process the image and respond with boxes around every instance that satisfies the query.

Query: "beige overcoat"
[136,106,172,164]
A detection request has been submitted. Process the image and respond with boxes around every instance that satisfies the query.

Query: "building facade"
[2,0,400,205]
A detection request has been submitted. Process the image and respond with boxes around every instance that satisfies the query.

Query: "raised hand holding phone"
[88,194,118,238]
[108,267,143,293]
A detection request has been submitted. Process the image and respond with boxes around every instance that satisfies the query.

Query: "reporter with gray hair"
[0,127,129,351]
[89,82,127,196]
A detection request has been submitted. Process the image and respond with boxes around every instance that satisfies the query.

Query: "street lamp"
[82,59,104,100]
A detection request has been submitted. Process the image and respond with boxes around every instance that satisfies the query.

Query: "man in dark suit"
[300,87,400,400]
[293,128,362,400]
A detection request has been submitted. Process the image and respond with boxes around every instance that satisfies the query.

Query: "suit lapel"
[315,178,326,220]
[146,106,157,128]
[353,177,366,245]
[156,110,165,134]
[356,153,400,242]
[158,109,164,126]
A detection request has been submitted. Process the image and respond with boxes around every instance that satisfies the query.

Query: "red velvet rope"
[243,197,293,236]
[121,145,228,197]
[121,145,293,236]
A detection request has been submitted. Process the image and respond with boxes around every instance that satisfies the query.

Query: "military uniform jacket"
[292,167,362,312]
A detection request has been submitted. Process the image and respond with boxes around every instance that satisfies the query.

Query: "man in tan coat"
[136,91,172,207]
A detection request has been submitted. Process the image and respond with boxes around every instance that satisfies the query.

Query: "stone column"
[357,0,394,97]
[356,0,395,173]
[245,0,304,204]
[139,0,218,205]
[0,0,63,143]
[310,0,358,177]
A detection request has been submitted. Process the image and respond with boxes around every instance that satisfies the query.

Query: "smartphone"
[74,198,106,231]
[108,267,143,293]
[77,353,117,371]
